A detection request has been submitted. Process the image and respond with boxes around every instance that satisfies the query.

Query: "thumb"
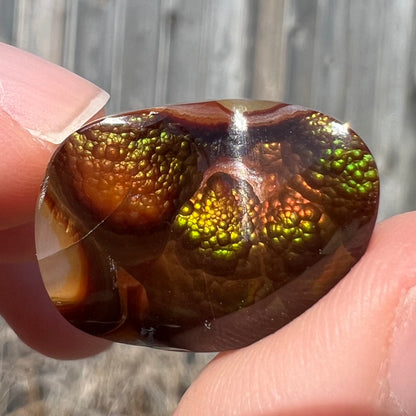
[175,212,416,416]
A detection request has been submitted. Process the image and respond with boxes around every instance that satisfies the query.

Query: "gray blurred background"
[0,0,415,415]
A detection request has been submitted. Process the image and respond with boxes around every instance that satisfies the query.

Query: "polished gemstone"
[35,100,379,351]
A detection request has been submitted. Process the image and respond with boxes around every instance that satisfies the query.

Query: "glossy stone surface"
[36,100,379,351]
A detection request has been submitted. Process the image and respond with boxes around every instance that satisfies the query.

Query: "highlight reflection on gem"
[36,100,379,351]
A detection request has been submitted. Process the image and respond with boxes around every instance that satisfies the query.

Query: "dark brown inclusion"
[35,100,379,351]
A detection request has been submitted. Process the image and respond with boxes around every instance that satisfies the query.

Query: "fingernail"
[0,42,109,144]
[388,286,416,415]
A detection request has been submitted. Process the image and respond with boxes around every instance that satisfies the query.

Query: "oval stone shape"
[35,100,379,351]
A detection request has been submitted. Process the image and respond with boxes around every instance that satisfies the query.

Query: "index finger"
[0,42,109,230]
[0,43,111,357]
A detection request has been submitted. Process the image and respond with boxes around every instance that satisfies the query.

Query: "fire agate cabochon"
[36,100,379,351]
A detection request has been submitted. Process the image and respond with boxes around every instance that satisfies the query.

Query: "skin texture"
[0,43,415,414]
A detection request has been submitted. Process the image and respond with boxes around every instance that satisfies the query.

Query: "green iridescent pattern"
[62,114,201,229]
[168,112,378,281]
[288,113,379,222]
[36,100,379,352]
[173,173,256,274]
[259,192,325,274]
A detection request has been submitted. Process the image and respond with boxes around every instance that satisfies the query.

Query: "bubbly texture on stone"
[35,100,379,351]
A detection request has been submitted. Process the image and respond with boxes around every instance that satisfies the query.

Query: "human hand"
[0,42,110,358]
[174,212,416,415]
[1,43,415,415]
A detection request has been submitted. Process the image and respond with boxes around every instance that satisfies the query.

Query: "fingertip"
[0,110,55,229]
[0,42,109,145]
[0,42,109,230]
